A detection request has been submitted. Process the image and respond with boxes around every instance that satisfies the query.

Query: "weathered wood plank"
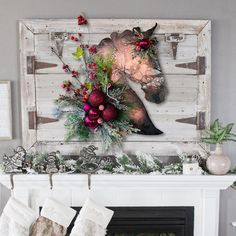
[23,19,208,34]
[36,141,205,157]
[35,74,198,114]
[36,118,199,142]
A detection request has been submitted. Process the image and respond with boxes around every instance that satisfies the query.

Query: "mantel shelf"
[0,174,235,190]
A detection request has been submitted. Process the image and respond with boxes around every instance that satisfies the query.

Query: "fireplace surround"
[0,174,235,236]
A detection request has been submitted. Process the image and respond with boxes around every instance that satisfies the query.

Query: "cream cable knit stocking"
[70,198,114,236]
[0,197,37,236]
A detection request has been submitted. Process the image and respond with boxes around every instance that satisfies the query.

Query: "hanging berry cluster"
[77,15,88,25]
[132,26,158,59]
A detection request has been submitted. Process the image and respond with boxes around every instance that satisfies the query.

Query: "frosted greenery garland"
[0,151,184,175]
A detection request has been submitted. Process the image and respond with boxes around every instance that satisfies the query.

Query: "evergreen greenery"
[94,54,114,91]
[23,151,185,175]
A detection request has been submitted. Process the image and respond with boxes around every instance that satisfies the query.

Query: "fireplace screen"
[67,207,194,236]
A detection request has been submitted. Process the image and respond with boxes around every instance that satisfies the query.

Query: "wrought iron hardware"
[176,111,206,130]
[27,56,57,74]
[165,33,185,60]
[175,56,206,75]
[28,111,59,130]
[50,32,69,58]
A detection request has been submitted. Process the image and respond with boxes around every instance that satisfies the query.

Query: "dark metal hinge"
[27,56,57,74]
[50,32,69,58]
[165,33,185,60]
[175,111,206,130]
[28,111,59,130]
[175,56,206,75]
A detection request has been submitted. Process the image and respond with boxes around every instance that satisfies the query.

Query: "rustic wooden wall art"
[19,19,211,156]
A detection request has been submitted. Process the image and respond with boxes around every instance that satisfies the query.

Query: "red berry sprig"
[73,88,80,97]
[77,15,88,25]
[71,70,79,78]
[80,44,89,49]
[87,62,97,79]
[62,64,69,72]
[61,80,72,92]
[70,36,79,41]
[89,46,97,54]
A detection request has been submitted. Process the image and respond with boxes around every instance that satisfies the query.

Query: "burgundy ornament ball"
[88,90,106,107]
[88,108,100,120]
[102,104,118,122]
[84,116,98,129]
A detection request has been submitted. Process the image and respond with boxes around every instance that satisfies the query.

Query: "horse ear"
[132,26,141,34]
[143,23,158,38]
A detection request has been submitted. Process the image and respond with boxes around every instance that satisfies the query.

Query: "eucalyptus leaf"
[73,47,84,60]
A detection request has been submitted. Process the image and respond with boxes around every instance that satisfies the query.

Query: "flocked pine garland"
[1,150,183,175]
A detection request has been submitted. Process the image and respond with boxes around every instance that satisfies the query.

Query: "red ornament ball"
[102,104,118,122]
[83,103,91,112]
[84,116,98,129]
[88,90,106,107]
[88,108,100,120]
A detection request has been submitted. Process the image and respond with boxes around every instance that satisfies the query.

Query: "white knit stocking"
[70,198,114,236]
[0,197,37,236]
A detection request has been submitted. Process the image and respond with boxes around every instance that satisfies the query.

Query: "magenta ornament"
[83,103,91,112]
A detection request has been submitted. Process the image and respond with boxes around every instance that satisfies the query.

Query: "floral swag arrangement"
[53,15,162,150]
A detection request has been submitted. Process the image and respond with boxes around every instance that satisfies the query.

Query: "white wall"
[0,0,236,235]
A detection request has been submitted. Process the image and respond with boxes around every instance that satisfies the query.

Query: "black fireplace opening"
[66,206,194,236]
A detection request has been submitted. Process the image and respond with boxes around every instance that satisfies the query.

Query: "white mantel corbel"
[0,174,235,236]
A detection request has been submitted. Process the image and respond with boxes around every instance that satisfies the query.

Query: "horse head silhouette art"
[97,23,167,135]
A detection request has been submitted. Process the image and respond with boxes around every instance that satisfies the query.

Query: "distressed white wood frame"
[19,19,211,156]
[0,81,12,140]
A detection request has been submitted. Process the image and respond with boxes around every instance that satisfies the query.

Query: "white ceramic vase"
[206,144,231,175]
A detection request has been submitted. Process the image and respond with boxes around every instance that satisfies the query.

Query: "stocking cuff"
[79,198,114,228]
[41,198,76,228]
[3,197,36,229]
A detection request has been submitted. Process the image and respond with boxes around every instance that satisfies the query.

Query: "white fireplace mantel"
[0,174,235,236]
[0,174,235,190]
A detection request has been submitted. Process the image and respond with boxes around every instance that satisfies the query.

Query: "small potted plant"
[202,119,236,175]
